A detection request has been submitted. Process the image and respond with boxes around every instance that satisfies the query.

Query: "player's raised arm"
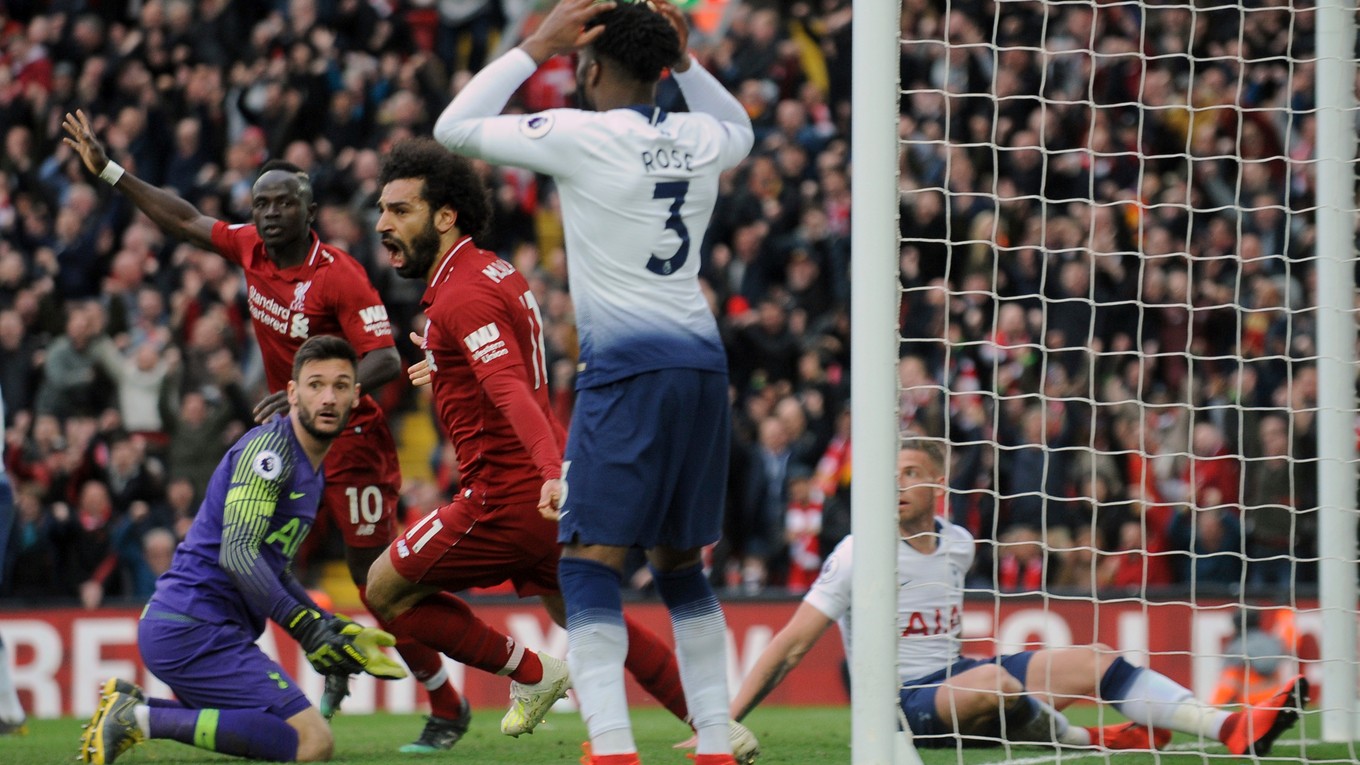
[433,0,614,175]
[61,110,218,250]
[655,3,754,165]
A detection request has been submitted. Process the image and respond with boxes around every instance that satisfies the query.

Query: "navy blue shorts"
[139,609,311,719]
[899,652,1037,745]
[558,369,729,550]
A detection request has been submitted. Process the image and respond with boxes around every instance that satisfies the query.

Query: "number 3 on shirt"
[646,181,690,276]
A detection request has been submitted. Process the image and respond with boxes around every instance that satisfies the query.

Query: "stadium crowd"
[0,0,1321,606]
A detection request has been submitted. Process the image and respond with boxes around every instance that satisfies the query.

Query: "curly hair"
[378,138,492,240]
[585,2,681,84]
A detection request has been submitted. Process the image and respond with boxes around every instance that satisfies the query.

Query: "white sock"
[671,604,732,754]
[133,704,151,736]
[567,619,634,755]
[0,637,24,723]
[423,667,449,691]
[1114,668,1229,739]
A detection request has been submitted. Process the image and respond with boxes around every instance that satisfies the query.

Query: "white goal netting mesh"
[895,0,1359,759]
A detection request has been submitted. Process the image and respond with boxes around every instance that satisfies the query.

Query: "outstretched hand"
[520,0,618,65]
[61,110,112,177]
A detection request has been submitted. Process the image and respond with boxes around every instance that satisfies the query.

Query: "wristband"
[99,160,125,186]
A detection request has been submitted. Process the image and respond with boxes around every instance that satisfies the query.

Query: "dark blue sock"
[150,707,299,761]
[650,563,719,617]
[558,557,624,629]
[1099,656,1143,701]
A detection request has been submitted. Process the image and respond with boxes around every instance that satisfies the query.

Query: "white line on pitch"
[973,738,1324,765]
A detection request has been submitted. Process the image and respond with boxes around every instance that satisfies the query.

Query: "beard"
[386,217,443,279]
[297,400,351,441]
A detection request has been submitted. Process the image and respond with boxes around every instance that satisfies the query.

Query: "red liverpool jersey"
[211,222,395,428]
[421,236,565,503]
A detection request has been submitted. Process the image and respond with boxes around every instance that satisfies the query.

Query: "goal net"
[879,0,1360,761]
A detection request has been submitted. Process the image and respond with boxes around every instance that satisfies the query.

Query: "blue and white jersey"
[805,520,976,685]
[435,49,754,388]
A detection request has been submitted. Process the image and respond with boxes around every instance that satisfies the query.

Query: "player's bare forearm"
[105,171,218,250]
[356,346,401,395]
[61,109,217,250]
[519,0,616,64]
[731,602,833,721]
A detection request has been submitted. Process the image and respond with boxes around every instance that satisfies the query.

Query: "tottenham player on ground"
[367,138,757,761]
[725,439,1308,756]
[433,2,753,763]
[62,110,464,754]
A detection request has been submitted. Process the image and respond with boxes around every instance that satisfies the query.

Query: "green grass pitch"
[8,705,1358,764]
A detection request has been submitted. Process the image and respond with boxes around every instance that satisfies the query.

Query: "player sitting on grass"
[726,439,1308,755]
[79,336,406,765]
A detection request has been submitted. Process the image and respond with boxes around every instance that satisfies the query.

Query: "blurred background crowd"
[0,0,1324,607]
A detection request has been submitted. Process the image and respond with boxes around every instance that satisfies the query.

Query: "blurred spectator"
[1168,506,1244,589]
[33,304,120,418]
[51,480,120,607]
[1242,413,1302,586]
[783,465,821,593]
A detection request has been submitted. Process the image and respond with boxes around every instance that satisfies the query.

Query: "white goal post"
[856,0,1360,762]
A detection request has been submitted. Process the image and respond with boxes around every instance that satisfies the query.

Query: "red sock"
[624,616,689,722]
[357,585,466,719]
[387,592,543,684]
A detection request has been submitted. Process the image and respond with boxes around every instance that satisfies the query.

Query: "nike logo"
[289,491,306,500]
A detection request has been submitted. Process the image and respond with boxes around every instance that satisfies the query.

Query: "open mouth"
[262,224,284,237]
[382,238,405,267]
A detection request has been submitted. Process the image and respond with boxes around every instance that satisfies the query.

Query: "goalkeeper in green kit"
[79,336,406,764]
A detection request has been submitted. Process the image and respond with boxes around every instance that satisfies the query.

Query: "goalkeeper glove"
[324,614,407,679]
[284,606,408,679]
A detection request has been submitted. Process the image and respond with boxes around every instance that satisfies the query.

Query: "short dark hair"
[259,159,306,177]
[379,138,492,240]
[585,2,680,84]
[292,335,357,380]
[256,159,313,202]
[900,437,946,471]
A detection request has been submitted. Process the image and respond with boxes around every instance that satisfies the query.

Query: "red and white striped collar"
[305,234,322,266]
[429,236,476,286]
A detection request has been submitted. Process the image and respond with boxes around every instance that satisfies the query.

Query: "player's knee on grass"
[289,707,334,762]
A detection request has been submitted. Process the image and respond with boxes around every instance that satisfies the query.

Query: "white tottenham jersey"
[435,49,754,388]
[804,519,976,684]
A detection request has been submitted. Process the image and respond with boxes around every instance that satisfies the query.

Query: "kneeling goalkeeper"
[80,336,406,764]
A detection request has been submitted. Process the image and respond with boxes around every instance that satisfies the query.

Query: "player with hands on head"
[727,439,1308,757]
[434,2,754,762]
[78,336,405,765]
[63,110,465,754]
[367,138,758,762]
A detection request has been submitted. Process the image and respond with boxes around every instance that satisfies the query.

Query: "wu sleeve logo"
[358,304,392,336]
[519,113,554,139]
[463,322,500,351]
[464,322,508,364]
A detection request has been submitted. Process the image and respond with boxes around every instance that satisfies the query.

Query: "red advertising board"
[0,596,1329,718]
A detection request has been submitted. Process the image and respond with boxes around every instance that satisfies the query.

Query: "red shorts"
[317,414,402,549]
[388,491,559,598]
